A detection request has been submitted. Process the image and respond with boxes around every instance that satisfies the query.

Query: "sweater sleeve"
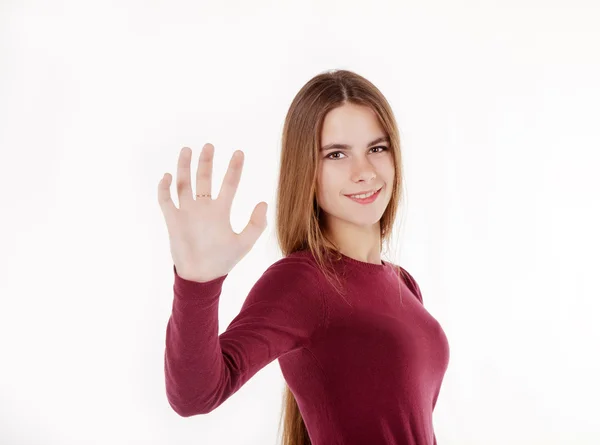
[164,257,326,417]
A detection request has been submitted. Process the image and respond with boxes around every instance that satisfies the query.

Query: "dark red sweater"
[164,249,450,444]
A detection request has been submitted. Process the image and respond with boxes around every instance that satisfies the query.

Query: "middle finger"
[195,143,214,200]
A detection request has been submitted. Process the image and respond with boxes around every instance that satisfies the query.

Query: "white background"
[1,1,599,444]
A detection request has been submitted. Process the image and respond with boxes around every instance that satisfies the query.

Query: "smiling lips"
[344,186,382,198]
[345,187,382,204]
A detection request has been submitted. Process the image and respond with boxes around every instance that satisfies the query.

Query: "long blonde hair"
[274,69,406,444]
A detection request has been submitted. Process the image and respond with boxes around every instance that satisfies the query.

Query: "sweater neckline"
[337,251,389,271]
[295,249,391,274]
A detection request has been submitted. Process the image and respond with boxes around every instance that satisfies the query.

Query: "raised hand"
[157,144,268,282]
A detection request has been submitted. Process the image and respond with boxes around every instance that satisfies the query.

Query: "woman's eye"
[325,146,388,160]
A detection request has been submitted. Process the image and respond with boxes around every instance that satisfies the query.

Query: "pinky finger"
[158,173,177,215]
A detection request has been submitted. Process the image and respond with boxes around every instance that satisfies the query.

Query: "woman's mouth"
[344,186,382,204]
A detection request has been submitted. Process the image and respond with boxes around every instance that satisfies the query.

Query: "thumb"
[238,201,268,252]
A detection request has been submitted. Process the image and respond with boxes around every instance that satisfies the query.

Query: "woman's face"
[316,103,395,233]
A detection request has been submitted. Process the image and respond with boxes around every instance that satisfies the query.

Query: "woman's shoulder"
[389,263,423,304]
[255,250,324,293]
[270,249,320,272]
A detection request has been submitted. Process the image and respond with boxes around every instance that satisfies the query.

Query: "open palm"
[157,144,268,282]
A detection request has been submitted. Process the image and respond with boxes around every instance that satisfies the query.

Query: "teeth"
[350,189,377,199]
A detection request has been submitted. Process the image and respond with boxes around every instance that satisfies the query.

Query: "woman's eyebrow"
[320,136,390,151]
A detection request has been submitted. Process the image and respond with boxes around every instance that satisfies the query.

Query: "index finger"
[217,150,244,209]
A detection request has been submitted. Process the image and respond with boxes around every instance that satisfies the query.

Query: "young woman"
[158,69,450,445]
